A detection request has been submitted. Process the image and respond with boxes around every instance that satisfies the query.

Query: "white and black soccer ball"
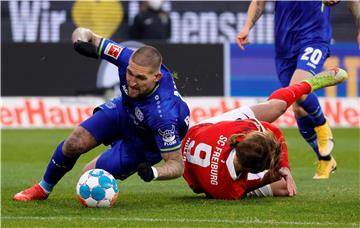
[76,169,119,208]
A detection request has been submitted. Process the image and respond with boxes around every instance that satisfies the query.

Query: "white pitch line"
[1,216,359,227]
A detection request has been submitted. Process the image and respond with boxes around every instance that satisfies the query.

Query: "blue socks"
[298,93,326,126]
[295,115,321,158]
[296,93,330,160]
[40,141,79,193]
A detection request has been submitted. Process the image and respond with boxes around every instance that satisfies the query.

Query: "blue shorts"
[275,43,330,87]
[80,97,162,180]
[95,140,162,180]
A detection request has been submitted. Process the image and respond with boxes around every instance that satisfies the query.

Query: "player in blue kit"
[237,1,340,179]
[13,27,190,201]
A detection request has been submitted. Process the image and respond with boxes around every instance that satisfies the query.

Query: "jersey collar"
[147,82,160,97]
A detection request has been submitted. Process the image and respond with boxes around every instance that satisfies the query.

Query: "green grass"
[1,128,359,227]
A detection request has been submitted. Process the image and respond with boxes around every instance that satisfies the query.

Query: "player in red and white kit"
[182,68,348,200]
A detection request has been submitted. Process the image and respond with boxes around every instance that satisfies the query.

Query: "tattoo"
[156,154,184,180]
[63,127,96,157]
[252,1,263,27]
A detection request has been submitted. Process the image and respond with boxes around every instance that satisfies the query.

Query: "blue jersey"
[97,38,190,154]
[274,1,332,58]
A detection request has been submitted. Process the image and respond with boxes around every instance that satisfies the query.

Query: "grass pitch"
[1,128,359,227]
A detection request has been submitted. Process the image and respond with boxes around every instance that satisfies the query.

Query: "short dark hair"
[131,45,162,74]
[229,131,282,174]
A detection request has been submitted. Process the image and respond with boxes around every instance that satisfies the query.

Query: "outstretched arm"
[137,150,184,182]
[72,27,102,47]
[236,0,265,50]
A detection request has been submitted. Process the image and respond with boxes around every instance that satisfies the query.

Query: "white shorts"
[246,171,273,197]
[198,106,256,125]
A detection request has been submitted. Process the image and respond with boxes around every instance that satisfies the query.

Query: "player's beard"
[128,87,141,98]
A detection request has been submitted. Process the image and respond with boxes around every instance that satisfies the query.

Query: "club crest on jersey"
[135,107,144,122]
[104,43,122,59]
[158,125,176,146]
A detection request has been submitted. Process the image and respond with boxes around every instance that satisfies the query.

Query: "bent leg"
[250,82,312,123]
[200,81,312,125]
[249,66,346,124]
[291,69,333,160]
[291,43,336,178]
[41,98,125,192]
[91,140,161,180]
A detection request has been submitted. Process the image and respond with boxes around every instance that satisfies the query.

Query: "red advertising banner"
[1,97,103,128]
[1,97,359,128]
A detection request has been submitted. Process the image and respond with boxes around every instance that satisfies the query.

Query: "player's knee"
[63,128,96,157]
[63,136,86,157]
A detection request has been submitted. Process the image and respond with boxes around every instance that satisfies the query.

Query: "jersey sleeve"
[262,122,290,169]
[245,178,262,192]
[153,120,182,153]
[97,38,134,67]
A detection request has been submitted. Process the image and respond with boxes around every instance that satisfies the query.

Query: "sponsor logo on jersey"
[158,125,176,146]
[104,43,122,59]
[135,107,144,122]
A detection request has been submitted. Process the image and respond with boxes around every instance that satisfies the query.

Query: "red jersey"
[181,119,289,200]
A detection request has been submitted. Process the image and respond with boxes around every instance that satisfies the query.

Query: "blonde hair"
[229,130,282,173]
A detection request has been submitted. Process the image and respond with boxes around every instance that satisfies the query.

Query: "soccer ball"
[76,169,119,208]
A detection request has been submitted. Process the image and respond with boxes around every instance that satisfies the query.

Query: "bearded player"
[182,68,347,200]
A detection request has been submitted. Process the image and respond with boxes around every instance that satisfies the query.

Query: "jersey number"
[186,141,212,167]
[300,47,323,65]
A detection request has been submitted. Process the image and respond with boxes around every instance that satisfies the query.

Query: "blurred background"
[1,0,359,128]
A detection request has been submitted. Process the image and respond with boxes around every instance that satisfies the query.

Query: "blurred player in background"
[130,0,171,41]
[183,68,348,200]
[13,27,190,201]
[236,1,348,179]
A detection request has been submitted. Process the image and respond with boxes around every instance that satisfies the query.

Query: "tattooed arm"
[156,150,184,180]
[236,0,265,50]
[245,0,266,30]
[136,149,184,182]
